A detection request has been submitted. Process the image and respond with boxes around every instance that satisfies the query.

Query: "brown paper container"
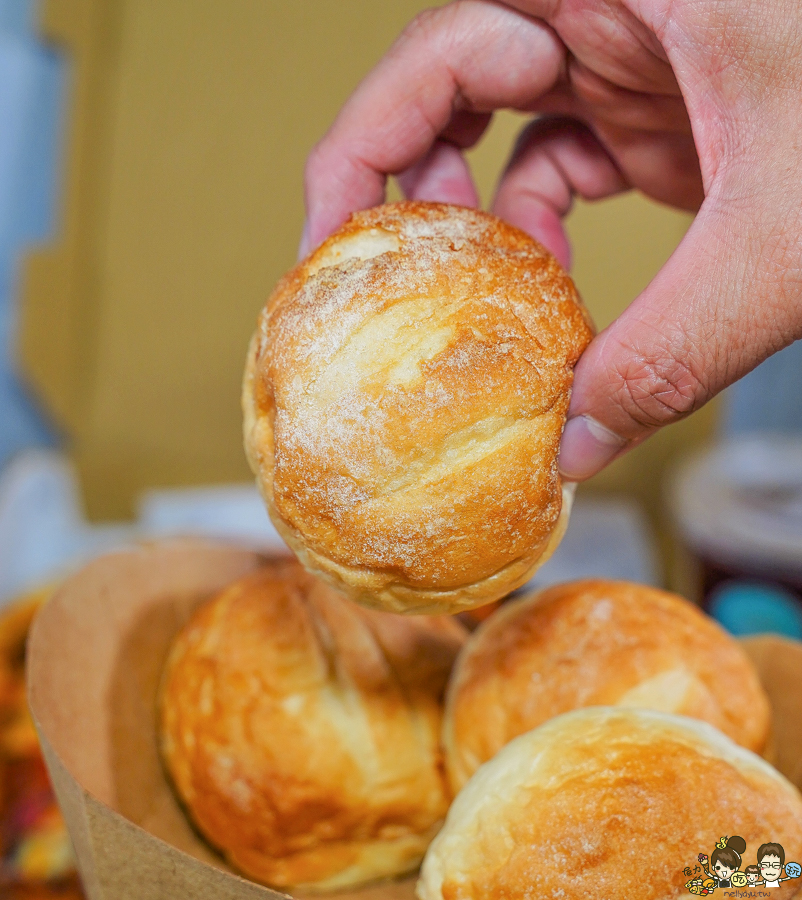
[26,539,802,900]
[26,540,417,900]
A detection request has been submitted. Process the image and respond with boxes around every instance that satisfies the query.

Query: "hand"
[301,0,802,479]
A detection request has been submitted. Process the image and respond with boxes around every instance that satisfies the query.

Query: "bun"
[444,579,771,792]
[243,201,593,614]
[159,558,467,891]
[419,708,802,900]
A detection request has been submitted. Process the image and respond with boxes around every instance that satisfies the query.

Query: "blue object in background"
[709,580,802,640]
[722,339,802,435]
[0,0,66,469]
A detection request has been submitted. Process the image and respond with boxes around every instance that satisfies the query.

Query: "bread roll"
[444,579,771,792]
[243,202,593,614]
[419,708,802,900]
[159,558,467,891]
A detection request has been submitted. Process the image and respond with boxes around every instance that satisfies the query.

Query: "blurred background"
[0,3,801,893]
[1,0,801,629]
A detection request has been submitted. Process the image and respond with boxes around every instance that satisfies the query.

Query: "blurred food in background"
[0,585,84,899]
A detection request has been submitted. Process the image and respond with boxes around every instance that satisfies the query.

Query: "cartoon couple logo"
[685,837,801,894]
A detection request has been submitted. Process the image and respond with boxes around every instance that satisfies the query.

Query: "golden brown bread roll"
[159,558,467,892]
[419,708,802,900]
[243,201,593,614]
[444,579,771,792]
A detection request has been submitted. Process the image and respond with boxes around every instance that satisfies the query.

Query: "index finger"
[302,0,566,253]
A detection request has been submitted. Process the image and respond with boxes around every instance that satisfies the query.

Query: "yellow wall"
[21,0,715,559]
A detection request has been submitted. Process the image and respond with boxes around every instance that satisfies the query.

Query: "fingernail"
[297,219,311,261]
[558,415,628,481]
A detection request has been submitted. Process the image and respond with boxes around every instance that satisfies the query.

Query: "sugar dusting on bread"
[160,558,468,891]
[243,202,593,613]
[419,708,802,900]
[443,579,772,792]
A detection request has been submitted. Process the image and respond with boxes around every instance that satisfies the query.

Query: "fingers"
[302,0,566,254]
[565,60,690,134]
[589,121,704,211]
[396,140,481,207]
[558,171,802,480]
[492,117,629,267]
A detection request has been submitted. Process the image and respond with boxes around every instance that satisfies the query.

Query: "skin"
[759,854,784,883]
[713,861,736,882]
[301,0,802,480]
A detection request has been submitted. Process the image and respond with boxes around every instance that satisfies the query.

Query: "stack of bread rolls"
[160,568,802,896]
[422,579,802,900]
[159,203,802,897]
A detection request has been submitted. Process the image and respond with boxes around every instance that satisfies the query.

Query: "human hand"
[301,0,802,479]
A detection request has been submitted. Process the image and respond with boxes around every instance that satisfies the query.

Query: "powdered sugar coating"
[243,202,593,613]
[160,558,468,890]
[443,579,772,792]
[418,709,802,900]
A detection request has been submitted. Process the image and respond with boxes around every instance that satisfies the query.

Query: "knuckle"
[397,2,472,55]
[612,347,709,431]
[398,5,448,45]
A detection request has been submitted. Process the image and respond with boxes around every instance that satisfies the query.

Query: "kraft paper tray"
[25,540,802,900]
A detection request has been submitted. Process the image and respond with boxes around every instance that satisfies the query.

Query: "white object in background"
[0,452,292,606]
[142,485,659,590]
[0,449,659,607]
[520,496,659,592]
[670,434,802,575]
[0,450,135,604]
[138,483,286,550]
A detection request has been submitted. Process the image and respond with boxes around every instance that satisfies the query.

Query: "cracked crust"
[443,579,772,793]
[159,559,467,891]
[419,708,802,900]
[242,202,594,613]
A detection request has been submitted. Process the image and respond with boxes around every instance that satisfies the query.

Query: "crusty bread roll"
[243,202,593,614]
[419,708,802,900]
[159,558,467,892]
[444,579,771,792]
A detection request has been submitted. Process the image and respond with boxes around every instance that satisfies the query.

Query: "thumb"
[558,185,802,480]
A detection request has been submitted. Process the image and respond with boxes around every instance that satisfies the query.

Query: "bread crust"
[159,558,467,891]
[243,202,593,613]
[444,579,772,792]
[419,708,802,900]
